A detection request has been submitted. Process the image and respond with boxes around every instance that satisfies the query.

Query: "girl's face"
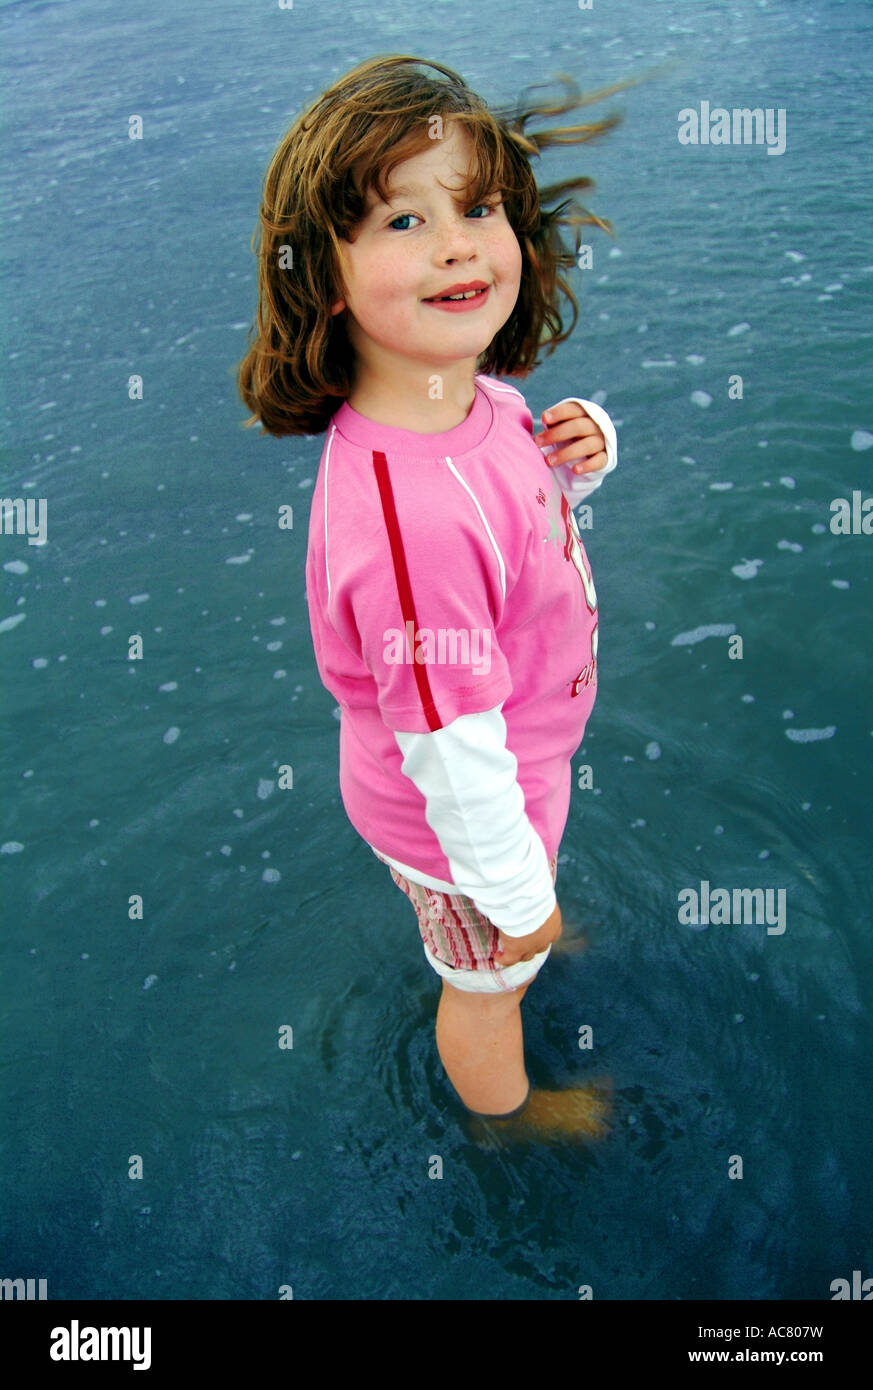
[331,125,522,380]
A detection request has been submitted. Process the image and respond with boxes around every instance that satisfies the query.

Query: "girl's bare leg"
[435,977,532,1115]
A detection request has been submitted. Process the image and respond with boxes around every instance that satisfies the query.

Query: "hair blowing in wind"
[237,54,646,438]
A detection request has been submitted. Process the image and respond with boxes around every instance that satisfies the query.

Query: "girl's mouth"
[423,286,490,312]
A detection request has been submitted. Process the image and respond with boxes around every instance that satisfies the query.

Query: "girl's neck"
[345,363,479,436]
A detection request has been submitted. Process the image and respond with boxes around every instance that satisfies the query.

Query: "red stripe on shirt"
[372,450,443,732]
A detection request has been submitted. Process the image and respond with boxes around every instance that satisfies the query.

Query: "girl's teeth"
[437,289,482,301]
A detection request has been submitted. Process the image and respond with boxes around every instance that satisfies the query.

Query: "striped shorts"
[374,850,559,994]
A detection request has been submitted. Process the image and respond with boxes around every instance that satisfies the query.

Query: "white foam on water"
[671,623,736,647]
[731,558,763,579]
[786,726,837,743]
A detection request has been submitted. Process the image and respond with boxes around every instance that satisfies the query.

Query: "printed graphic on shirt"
[572,618,598,697]
[539,484,561,543]
[540,481,598,613]
[561,494,597,614]
[539,482,599,697]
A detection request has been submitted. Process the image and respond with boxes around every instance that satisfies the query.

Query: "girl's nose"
[433,216,478,260]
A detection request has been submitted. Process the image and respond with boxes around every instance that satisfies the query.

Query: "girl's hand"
[494,901,563,968]
[534,401,609,475]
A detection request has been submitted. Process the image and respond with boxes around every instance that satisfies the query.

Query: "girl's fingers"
[536,415,599,445]
[549,447,608,472]
[571,450,608,473]
[536,423,605,466]
[542,403,587,426]
[546,431,602,455]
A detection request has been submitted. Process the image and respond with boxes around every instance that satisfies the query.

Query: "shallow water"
[1,0,871,1299]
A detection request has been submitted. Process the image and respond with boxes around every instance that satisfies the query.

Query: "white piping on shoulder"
[443,457,506,602]
[479,377,525,400]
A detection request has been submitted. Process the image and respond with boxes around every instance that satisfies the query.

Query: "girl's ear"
[330,298,346,316]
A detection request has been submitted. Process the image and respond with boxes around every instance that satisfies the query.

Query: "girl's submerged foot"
[466,1080,612,1143]
[522,1083,611,1138]
[549,929,589,957]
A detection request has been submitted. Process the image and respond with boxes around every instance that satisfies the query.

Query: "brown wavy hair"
[237,54,635,438]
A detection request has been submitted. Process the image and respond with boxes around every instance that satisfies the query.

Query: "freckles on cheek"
[493,234,523,284]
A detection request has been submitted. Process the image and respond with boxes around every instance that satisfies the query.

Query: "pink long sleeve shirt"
[304,373,617,936]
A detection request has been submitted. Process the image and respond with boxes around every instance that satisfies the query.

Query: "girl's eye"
[388,213,421,231]
[387,201,500,231]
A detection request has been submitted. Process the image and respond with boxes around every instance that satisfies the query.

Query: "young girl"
[239,55,622,1135]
